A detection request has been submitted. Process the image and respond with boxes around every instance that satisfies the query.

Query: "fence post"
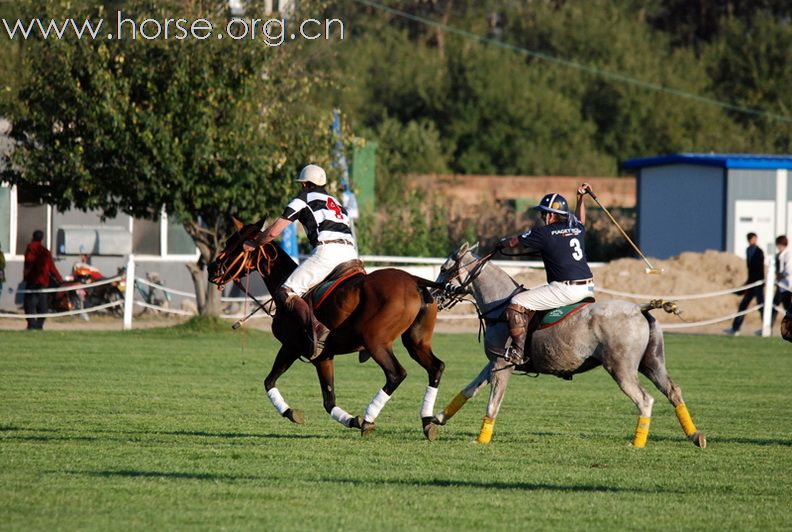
[762,244,776,337]
[123,254,135,331]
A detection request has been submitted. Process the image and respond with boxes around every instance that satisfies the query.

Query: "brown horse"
[208,219,445,439]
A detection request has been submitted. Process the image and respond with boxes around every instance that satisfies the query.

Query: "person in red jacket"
[23,230,63,330]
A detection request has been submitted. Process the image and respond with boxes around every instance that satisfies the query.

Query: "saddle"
[511,297,595,377]
[304,259,367,311]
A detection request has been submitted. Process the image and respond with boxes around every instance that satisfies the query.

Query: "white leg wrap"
[364,389,391,423]
[421,386,439,418]
[266,387,289,415]
[330,406,354,427]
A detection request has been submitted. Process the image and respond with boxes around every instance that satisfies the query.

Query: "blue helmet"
[533,193,569,215]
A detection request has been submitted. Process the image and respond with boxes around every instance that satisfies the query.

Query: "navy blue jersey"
[518,220,593,283]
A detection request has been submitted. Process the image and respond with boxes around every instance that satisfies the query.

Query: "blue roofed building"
[623,154,792,259]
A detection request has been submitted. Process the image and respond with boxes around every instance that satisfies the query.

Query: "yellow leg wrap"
[675,403,697,437]
[632,416,651,448]
[476,416,495,444]
[443,392,468,420]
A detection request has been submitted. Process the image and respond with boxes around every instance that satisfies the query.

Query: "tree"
[2,0,336,314]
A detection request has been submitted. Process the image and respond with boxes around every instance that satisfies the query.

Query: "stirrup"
[504,345,524,364]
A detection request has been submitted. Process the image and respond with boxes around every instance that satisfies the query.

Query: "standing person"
[0,242,6,296]
[726,232,765,336]
[23,230,64,330]
[772,235,791,319]
[496,183,595,363]
[244,164,358,359]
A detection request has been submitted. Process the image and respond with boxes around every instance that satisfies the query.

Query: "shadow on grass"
[65,469,681,495]
[321,476,685,494]
[649,433,792,447]
[1,425,333,441]
[75,470,261,482]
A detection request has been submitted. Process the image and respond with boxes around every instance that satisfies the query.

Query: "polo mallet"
[585,189,663,275]
[232,304,262,330]
[231,277,273,329]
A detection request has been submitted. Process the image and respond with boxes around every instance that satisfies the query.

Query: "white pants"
[282,243,359,296]
[510,281,595,311]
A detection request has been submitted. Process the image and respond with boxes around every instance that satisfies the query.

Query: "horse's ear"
[470,242,480,253]
[231,216,244,231]
[255,218,266,231]
[458,241,469,256]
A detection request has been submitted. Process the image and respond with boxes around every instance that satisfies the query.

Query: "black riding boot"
[505,303,534,365]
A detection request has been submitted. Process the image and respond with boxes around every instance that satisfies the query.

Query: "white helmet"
[296,164,327,186]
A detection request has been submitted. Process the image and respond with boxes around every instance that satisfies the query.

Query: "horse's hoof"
[348,415,364,430]
[422,418,438,441]
[691,432,707,448]
[284,409,305,425]
[361,420,376,436]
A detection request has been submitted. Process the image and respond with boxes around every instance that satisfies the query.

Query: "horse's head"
[781,312,792,343]
[435,241,479,291]
[208,216,267,288]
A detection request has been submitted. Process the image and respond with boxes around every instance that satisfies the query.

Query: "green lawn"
[1,328,790,531]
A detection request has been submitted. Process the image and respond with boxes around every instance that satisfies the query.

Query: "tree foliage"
[2,0,335,313]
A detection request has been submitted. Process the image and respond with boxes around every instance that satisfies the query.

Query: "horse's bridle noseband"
[210,242,278,289]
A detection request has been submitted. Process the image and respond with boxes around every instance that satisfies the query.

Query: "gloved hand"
[497,237,516,250]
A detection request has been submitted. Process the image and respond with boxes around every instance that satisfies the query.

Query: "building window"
[133,218,160,255]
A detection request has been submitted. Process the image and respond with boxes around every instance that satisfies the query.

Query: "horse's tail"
[410,276,437,309]
[411,275,445,290]
[640,303,667,364]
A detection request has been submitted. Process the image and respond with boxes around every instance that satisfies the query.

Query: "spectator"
[772,235,791,323]
[725,232,765,336]
[23,230,63,330]
[0,242,6,295]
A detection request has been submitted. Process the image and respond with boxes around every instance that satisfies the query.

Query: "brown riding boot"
[290,296,330,360]
[505,303,534,365]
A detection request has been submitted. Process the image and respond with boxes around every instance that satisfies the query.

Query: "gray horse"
[432,243,706,448]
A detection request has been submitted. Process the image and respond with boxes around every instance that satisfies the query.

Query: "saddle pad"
[538,301,593,330]
[311,271,364,310]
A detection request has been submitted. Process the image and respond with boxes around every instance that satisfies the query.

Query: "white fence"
[1,253,787,336]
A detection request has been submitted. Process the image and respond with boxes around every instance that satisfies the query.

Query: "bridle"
[210,241,279,288]
[434,250,497,311]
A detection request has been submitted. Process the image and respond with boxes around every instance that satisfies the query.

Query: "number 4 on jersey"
[326,197,345,220]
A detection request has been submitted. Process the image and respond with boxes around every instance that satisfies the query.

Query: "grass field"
[1,326,791,531]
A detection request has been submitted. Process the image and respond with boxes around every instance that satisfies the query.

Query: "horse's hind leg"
[314,358,362,430]
[434,362,491,425]
[264,347,303,424]
[639,321,706,448]
[602,357,656,448]
[401,314,445,441]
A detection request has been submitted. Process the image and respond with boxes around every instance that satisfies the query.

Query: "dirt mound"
[511,250,765,334]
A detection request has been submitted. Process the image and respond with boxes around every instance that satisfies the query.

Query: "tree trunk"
[186,262,223,316]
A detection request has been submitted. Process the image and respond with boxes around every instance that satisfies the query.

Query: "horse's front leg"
[477,356,515,444]
[433,362,491,425]
[264,346,304,424]
[361,343,407,436]
[314,357,362,430]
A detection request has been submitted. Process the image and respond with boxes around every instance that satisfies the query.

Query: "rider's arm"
[575,182,592,224]
[255,217,292,246]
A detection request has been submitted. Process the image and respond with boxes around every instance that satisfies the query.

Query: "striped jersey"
[281,186,354,247]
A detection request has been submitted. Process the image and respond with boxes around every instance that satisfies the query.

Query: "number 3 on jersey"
[569,238,583,261]
[326,197,345,220]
